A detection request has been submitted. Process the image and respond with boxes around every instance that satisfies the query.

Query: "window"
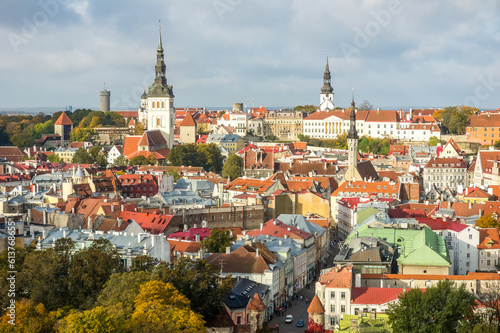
[237,316,241,325]
[330,291,335,298]
[341,305,345,313]
[469,234,472,240]
[341,292,345,300]
[331,305,335,313]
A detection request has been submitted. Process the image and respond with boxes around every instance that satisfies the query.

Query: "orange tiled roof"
[478,228,500,249]
[468,113,500,128]
[54,112,73,125]
[307,295,325,314]
[179,112,197,127]
[318,265,352,288]
[332,181,400,197]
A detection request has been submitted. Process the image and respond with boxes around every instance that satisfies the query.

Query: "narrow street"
[268,231,340,333]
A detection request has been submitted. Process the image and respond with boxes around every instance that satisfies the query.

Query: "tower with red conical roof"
[54,112,73,147]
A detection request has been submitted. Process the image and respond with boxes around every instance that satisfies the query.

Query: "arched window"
[152,102,156,108]
[161,101,165,108]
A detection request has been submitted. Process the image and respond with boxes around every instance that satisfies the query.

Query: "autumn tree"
[59,306,120,333]
[0,299,56,333]
[129,280,205,333]
[387,280,476,333]
[166,168,181,182]
[476,214,500,230]
[222,154,243,181]
[47,153,62,163]
[201,229,233,253]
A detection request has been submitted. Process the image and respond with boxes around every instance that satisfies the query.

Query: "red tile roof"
[123,136,142,158]
[417,218,469,232]
[115,111,139,118]
[246,219,314,240]
[179,112,197,127]
[424,157,467,169]
[0,147,24,162]
[318,266,352,288]
[119,211,174,234]
[478,228,500,249]
[138,130,167,146]
[468,112,500,128]
[54,112,73,126]
[307,295,325,314]
[351,287,404,305]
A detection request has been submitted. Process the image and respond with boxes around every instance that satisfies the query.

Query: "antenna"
[103,82,106,90]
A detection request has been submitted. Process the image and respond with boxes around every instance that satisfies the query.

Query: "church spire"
[321,55,333,94]
[154,20,167,88]
[348,88,358,139]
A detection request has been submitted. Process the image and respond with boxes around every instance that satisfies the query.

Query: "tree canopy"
[387,279,476,333]
[358,100,373,111]
[294,105,317,113]
[201,229,233,253]
[440,106,477,134]
[476,214,500,230]
[168,143,223,173]
[222,154,243,181]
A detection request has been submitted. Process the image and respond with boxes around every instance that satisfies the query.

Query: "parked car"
[296,320,304,327]
[285,315,293,324]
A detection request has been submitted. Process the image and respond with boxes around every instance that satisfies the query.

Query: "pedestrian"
[300,295,303,301]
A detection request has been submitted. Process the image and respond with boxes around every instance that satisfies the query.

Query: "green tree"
[32,120,54,140]
[494,140,500,150]
[146,154,157,166]
[70,128,96,142]
[441,106,477,134]
[88,146,107,167]
[154,257,234,322]
[387,279,476,333]
[113,155,127,167]
[129,155,149,166]
[165,169,181,182]
[130,255,160,273]
[294,105,317,113]
[72,148,93,164]
[298,134,310,143]
[197,143,224,173]
[222,154,243,181]
[201,229,233,253]
[133,121,145,135]
[47,153,62,163]
[265,134,277,141]
[429,136,445,146]
[97,271,152,321]
[476,214,500,229]
[68,239,124,309]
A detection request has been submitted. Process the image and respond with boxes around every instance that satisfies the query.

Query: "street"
[268,231,340,333]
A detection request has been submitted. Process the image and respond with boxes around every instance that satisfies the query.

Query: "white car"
[285,315,293,324]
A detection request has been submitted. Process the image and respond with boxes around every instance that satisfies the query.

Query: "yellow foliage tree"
[476,214,500,229]
[130,281,205,333]
[59,306,120,333]
[0,299,56,333]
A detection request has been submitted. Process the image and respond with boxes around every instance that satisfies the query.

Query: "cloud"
[0,0,499,110]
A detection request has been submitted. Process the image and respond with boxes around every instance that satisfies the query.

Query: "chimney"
[468,202,472,209]
[117,218,123,228]
[226,246,231,254]
[256,248,259,257]
[195,234,201,242]
[111,205,115,212]
[260,223,263,231]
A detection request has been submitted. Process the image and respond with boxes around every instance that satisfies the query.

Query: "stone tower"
[54,112,73,147]
[345,91,359,181]
[146,23,175,148]
[248,293,266,333]
[100,86,110,112]
[320,56,335,111]
[307,295,326,327]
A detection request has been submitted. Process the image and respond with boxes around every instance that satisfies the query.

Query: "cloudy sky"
[1,0,499,110]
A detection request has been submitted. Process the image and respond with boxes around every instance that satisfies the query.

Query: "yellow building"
[53,147,78,163]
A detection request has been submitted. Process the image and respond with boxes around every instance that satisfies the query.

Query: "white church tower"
[146,23,175,148]
[319,56,335,111]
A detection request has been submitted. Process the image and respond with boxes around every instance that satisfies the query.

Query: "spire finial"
[352,87,355,106]
[158,19,163,49]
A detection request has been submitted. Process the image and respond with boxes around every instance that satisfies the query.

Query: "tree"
[0,299,56,333]
[68,239,123,309]
[476,214,500,229]
[59,306,120,333]
[130,255,160,273]
[201,229,233,253]
[494,140,500,150]
[112,155,127,167]
[358,100,373,111]
[129,155,148,166]
[298,134,310,143]
[222,154,243,181]
[165,169,181,182]
[47,153,62,163]
[441,106,477,134]
[146,154,157,166]
[71,148,93,164]
[133,122,145,135]
[197,143,224,173]
[88,146,107,167]
[387,279,476,333]
[432,109,444,123]
[70,128,96,142]
[97,271,152,321]
[429,136,445,146]
[129,280,205,333]
[154,257,234,322]
[294,105,317,113]
[265,135,277,141]
[475,281,500,332]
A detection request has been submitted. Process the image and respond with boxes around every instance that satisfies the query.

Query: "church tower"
[146,22,175,148]
[345,90,359,181]
[320,56,335,111]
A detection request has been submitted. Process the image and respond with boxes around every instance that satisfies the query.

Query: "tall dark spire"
[154,20,167,88]
[348,88,358,139]
[321,55,333,94]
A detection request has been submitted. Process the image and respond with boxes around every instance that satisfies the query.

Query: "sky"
[0,0,499,111]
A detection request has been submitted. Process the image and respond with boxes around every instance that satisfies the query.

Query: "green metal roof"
[346,224,450,267]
